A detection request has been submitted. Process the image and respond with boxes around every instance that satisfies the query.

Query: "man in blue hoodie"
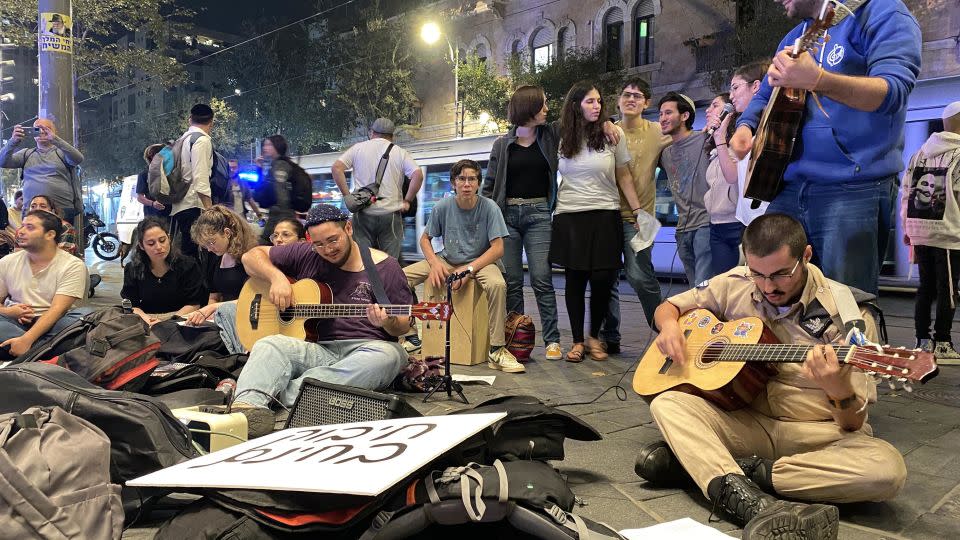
[730,0,922,295]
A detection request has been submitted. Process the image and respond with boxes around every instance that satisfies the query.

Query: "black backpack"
[15,307,161,392]
[210,150,233,206]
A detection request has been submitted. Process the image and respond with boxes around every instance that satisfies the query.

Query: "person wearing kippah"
[208,204,413,438]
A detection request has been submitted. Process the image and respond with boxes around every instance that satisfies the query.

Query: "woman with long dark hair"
[703,93,743,276]
[482,85,563,360]
[121,216,207,325]
[550,81,643,362]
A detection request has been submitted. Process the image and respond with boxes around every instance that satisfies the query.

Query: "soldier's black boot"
[634,440,693,487]
[707,473,839,540]
[736,455,776,494]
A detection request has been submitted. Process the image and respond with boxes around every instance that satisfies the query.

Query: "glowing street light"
[421,21,461,138]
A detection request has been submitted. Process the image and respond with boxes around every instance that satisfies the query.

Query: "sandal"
[566,343,585,363]
[587,338,608,361]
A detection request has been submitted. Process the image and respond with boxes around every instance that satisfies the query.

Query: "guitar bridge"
[249,294,261,330]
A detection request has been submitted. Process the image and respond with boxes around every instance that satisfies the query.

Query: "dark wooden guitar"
[236,278,451,351]
[743,4,835,206]
[633,309,939,410]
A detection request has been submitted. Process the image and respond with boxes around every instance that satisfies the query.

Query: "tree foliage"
[457,54,512,129]
[0,0,191,96]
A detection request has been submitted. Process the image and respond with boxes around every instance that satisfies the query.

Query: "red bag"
[504,312,536,361]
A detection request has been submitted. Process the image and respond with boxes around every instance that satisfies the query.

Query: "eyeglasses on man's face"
[312,234,342,252]
[620,91,646,101]
[454,175,479,184]
[747,258,802,284]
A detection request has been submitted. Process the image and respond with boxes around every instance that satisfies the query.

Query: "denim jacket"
[482,122,560,213]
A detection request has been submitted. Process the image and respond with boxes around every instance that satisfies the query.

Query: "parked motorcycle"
[83,212,122,261]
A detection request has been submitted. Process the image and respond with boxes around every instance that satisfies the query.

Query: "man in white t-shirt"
[332,118,423,260]
[0,210,88,358]
[170,103,215,259]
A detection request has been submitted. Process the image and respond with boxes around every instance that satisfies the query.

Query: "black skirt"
[549,209,623,271]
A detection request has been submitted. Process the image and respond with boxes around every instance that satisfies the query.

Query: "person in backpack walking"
[252,135,301,245]
[0,119,84,224]
[332,118,424,260]
[0,210,88,358]
[136,143,172,219]
[901,101,960,363]
[170,104,216,260]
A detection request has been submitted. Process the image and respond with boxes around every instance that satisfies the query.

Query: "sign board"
[115,175,143,244]
[39,12,73,54]
[128,412,505,496]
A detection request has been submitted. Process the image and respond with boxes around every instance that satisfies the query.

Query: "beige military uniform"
[650,264,906,503]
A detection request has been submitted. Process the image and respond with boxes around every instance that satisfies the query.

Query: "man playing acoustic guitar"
[227,204,413,437]
[640,213,906,540]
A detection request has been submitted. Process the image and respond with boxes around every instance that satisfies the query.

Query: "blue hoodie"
[738,0,921,185]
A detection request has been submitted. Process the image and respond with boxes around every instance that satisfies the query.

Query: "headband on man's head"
[305,204,350,227]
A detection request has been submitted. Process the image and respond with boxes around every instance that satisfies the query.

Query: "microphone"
[446,269,472,283]
[706,103,736,138]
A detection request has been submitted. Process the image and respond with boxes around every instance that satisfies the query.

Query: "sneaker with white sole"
[545,342,563,360]
[934,341,960,365]
[488,347,525,373]
[402,335,422,355]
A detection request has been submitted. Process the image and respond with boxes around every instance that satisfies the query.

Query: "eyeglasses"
[312,235,342,251]
[454,175,479,184]
[620,91,646,101]
[270,231,298,241]
[747,258,802,284]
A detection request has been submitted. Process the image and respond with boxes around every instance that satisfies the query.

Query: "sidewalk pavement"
[85,254,960,539]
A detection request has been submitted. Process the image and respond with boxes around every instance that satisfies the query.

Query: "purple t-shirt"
[269,242,412,342]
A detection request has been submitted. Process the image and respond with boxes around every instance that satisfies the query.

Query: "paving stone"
[903,444,960,481]
[646,492,740,533]
[615,480,687,502]
[569,483,660,532]
[840,470,958,533]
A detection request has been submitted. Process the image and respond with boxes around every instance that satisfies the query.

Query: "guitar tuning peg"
[903,382,914,392]
[887,379,896,390]
[897,346,905,349]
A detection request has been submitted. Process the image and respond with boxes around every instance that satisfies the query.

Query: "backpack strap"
[359,242,391,305]
[372,143,395,191]
[0,445,83,538]
[18,148,37,181]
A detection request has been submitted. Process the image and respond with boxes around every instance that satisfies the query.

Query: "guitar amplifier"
[284,378,421,429]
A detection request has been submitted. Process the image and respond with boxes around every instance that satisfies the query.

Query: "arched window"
[510,39,522,63]
[634,0,655,66]
[557,27,568,61]
[530,27,554,71]
[475,42,488,62]
[603,8,624,71]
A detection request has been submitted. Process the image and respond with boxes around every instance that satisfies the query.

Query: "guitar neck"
[286,304,413,318]
[711,343,854,364]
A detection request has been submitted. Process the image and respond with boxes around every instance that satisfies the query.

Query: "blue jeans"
[600,222,662,343]
[0,308,89,357]
[214,301,244,354]
[502,202,560,345]
[766,177,895,295]
[676,225,713,288]
[234,335,407,408]
[710,222,745,277]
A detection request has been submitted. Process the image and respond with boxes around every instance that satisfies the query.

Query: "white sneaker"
[488,347,525,373]
[934,341,960,365]
[545,342,563,361]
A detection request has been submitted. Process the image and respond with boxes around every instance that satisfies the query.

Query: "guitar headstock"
[793,2,835,58]
[411,302,452,321]
[847,345,939,392]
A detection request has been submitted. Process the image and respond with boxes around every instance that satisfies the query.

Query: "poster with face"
[907,165,949,220]
[39,12,73,54]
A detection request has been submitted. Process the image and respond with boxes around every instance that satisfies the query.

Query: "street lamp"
[421,22,461,138]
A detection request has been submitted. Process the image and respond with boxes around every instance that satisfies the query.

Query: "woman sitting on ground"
[269,217,307,246]
[186,205,260,352]
[121,216,207,325]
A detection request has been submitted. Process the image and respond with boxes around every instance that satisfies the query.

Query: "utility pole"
[37,0,75,145]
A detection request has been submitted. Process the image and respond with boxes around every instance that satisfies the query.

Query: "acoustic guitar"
[742,3,835,206]
[633,309,938,411]
[236,278,451,351]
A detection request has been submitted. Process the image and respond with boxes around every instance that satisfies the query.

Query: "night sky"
[185,0,316,33]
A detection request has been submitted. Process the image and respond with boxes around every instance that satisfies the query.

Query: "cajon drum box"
[421,278,490,365]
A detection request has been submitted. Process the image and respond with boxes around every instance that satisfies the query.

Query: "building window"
[530,28,554,72]
[603,8,624,71]
[475,43,488,63]
[557,27,568,61]
[128,98,136,115]
[635,15,654,66]
[510,40,522,62]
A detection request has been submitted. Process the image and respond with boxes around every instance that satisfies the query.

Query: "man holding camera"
[0,119,84,223]
[332,118,423,260]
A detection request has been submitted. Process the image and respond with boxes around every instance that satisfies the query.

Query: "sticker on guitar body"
[733,322,754,337]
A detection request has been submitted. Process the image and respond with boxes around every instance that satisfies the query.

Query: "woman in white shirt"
[703,93,743,276]
[549,82,643,362]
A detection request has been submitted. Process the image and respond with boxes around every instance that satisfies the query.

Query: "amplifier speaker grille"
[285,378,421,428]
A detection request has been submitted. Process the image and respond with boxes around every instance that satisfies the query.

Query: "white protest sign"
[128,412,505,496]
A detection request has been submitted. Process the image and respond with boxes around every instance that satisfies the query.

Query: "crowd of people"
[0,0,953,536]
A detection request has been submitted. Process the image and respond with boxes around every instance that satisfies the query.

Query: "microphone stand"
[423,271,469,404]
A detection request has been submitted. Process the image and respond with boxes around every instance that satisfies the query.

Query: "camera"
[33,126,42,134]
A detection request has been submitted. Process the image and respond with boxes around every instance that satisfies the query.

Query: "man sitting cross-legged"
[225,204,413,437]
[403,159,522,373]
[637,213,906,540]
[0,210,88,358]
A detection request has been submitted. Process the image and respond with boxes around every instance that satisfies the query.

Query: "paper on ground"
[620,517,733,539]
[452,374,495,385]
[128,412,506,496]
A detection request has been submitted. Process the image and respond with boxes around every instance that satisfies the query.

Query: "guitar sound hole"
[696,340,728,369]
[279,309,295,323]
